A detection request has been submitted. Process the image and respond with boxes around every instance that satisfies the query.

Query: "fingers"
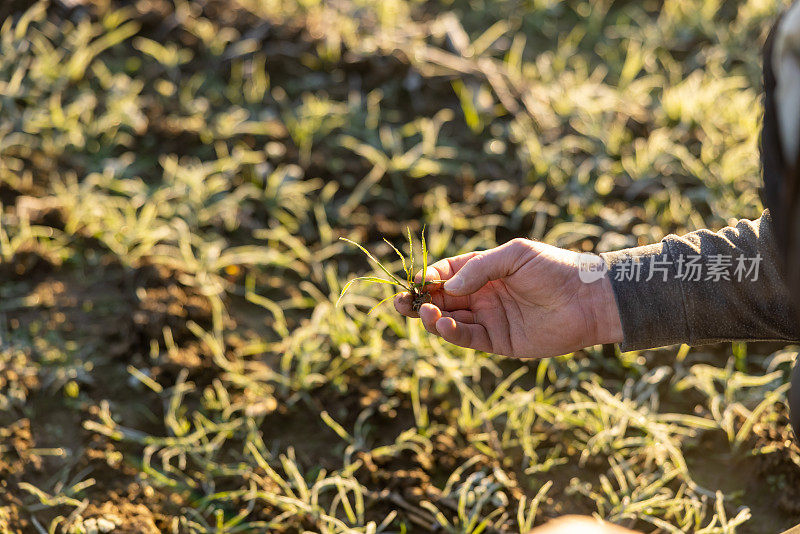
[441,309,476,323]
[398,239,533,318]
[414,266,444,285]
[409,252,478,311]
[394,293,477,322]
[418,303,492,352]
[419,305,476,328]
[443,239,530,296]
[394,292,417,317]
[394,288,471,316]
[418,303,442,335]
[413,252,479,284]
[435,315,493,353]
[395,299,492,353]
[377,250,484,318]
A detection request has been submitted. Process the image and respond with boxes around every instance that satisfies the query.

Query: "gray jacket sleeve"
[599,210,800,351]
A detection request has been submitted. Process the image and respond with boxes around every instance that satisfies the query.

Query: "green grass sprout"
[338,227,444,313]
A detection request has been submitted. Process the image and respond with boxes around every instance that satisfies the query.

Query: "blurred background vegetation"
[0,0,798,532]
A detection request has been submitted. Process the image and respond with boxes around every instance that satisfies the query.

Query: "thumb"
[443,239,528,296]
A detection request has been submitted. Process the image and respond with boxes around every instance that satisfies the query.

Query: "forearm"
[600,210,800,351]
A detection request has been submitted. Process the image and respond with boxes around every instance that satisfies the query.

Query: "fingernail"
[444,277,463,293]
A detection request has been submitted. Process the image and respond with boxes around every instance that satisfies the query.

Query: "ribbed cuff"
[600,242,690,351]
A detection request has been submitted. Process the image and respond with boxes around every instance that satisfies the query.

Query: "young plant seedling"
[338,228,444,314]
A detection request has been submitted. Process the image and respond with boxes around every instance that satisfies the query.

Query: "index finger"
[412,252,480,311]
[413,251,479,284]
[395,250,477,317]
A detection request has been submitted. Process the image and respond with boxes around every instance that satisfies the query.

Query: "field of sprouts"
[1,0,800,532]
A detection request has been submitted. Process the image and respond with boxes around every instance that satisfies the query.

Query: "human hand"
[394,238,623,359]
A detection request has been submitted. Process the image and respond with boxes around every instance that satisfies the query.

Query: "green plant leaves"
[336,275,404,307]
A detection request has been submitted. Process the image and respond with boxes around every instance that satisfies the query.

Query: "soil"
[0,258,208,532]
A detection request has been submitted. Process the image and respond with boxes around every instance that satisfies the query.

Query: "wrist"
[582,272,624,346]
